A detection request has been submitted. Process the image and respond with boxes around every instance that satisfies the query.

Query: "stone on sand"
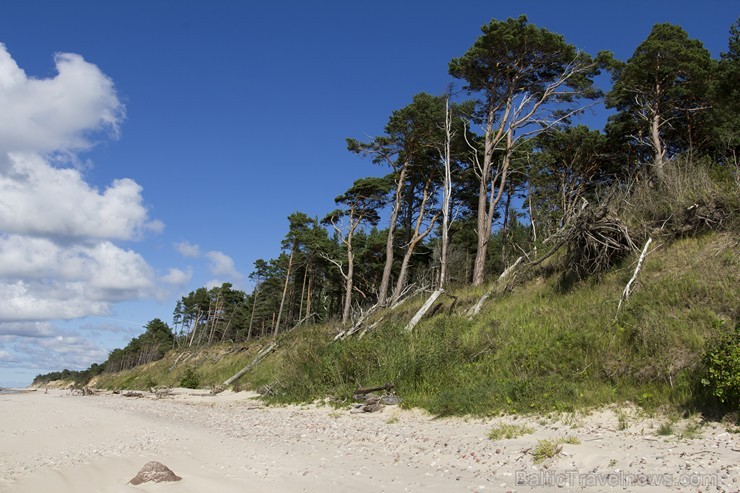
[129,461,182,485]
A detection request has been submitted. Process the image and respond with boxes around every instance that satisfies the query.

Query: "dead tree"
[404,288,444,333]
[615,237,653,317]
[223,342,278,386]
[438,97,454,290]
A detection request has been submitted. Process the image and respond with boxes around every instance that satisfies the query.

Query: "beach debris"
[129,461,182,485]
[354,382,394,397]
[151,386,173,398]
[257,379,284,397]
[66,384,96,396]
[350,395,388,413]
[123,391,144,398]
[350,382,401,412]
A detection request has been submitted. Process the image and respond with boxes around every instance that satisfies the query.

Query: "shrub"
[531,439,562,463]
[701,323,739,409]
[180,367,200,389]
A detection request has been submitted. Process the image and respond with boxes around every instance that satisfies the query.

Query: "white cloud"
[0,153,158,240]
[206,250,243,281]
[0,281,109,321]
[0,44,166,343]
[162,267,192,286]
[175,241,201,258]
[0,44,122,156]
[0,235,154,290]
[0,235,156,321]
[0,330,110,371]
[0,321,55,337]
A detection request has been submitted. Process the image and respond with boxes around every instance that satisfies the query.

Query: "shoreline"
[0,389,737,492]
[0,388,35,395]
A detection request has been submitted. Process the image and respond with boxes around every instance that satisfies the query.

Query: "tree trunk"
[471,105,499,286]
[298,266,308,323]
[274,248,294,337]
[404,289,444,332]
[501,182,513,266]
[439,98,453,290]
[342,242,354,324]
[378,167,407,306]
[305,270,313,323]
[187,311,202,348]
[223,342,277,386]
[390,180,439,304]
[650,111,666,180]
[528,181,537,258]
[246,283,258,341]
[472,167,491,286]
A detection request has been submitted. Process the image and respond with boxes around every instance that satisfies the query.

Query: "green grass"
[558,435,581,445]
[488,423,534,440]
[657,421,674,436]
[680,420,703,439]
[92,233,739,419]
[616,409,630,430]
[531,439,563,463]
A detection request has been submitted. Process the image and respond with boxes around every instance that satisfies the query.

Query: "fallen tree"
[223,342,278,386]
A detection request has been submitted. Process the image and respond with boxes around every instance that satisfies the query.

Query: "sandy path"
[0,389,737,492]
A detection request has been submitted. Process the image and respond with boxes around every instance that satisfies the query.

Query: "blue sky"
[0,1,736,387]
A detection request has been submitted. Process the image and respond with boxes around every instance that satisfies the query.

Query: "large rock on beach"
[129,461,182,485]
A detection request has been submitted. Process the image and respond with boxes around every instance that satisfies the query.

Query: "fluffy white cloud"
[0,235,154,289]
[0,44,122,155]
[162,267,192,286]
[0,153,159,240]
[0,44,164,341]
[0,281,108,321]
[206,250,243,281]
[0,235,156,321]
[175,241,201,258]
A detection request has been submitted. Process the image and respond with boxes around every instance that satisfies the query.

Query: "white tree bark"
[404,289,444,332]
[616,237,653,317]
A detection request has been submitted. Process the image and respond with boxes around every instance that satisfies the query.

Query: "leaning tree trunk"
[246,283,259,341]
[378,167,407,306]
[274,248,294,338]
[390,181,439,304]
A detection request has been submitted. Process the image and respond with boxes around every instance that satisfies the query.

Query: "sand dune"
[0,389,737,492]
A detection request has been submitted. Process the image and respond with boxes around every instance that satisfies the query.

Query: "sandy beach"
[0,389,737,493]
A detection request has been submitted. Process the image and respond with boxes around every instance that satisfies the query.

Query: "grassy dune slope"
[93,232,739,416]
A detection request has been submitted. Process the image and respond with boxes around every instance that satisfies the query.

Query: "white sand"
[0,389,737,492]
